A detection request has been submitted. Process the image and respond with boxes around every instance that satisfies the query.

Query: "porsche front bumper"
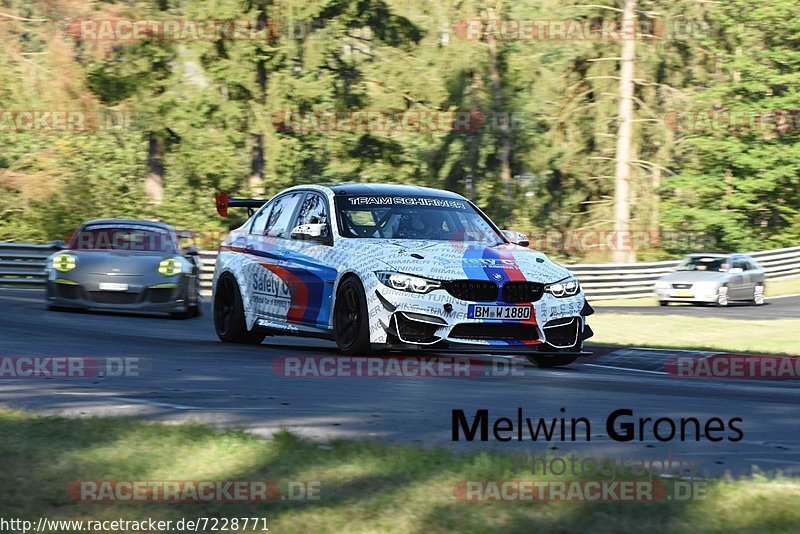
[46,272,196,314]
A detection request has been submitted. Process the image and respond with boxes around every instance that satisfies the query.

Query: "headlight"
[158,258,185,276]
[376,272,441,294]
[655,280,671,289]
[53,253,77,272]
[545,276,580,298]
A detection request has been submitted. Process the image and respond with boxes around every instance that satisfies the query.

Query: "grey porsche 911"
[45,219,203,318]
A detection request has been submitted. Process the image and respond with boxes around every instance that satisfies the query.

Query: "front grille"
[502,282,544,303]
[443,280,498,302]
[543,318,579,348]
[449,323,538,341]
[672,283,693,289]
[56,285,80,300]
[145,287,175,304]
[88,291,139,305]
[394,313,442,344]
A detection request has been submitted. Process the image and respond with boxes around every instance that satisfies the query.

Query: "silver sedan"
[654,253,766,307]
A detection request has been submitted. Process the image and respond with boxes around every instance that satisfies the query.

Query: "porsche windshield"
[335,195,504,244]
[69,225,177,252]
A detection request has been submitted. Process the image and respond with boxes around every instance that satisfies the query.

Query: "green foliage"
[0,0,796,259]
[662,0,800,251]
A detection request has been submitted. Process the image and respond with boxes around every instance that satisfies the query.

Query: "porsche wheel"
[170,303,200,320]
[214,273,264,344]
[334,277,370,355]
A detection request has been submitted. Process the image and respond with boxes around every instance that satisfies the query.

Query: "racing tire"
[752,284,765,306]
[214,273,265,344]
[170,304,200,320]
[47,304,75,312]
[334,276,371,355]
[716,286,729,307]
[527,355,579,368]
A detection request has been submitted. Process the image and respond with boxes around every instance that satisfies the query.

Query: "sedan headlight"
[655,280,671,289]
[544,276,580,298]
[53,253,77,272]
[158,258,185,276]
[376,272,441,294]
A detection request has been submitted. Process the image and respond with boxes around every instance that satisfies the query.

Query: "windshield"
[69,225,178,252]
[676,256,729,272]
[335,195,504,244]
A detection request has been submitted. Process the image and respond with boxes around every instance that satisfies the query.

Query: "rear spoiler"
[215,192,268,217]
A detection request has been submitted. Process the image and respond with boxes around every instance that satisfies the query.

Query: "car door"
[247,192,303,321]
[728,257,748,300]
[280,192,338,329]
[744,258,763,296]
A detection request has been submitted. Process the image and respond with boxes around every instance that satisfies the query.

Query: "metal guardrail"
[0,243,62,287]
[199,251,217,296]
[567,245,800,300]
[3,243,799,300]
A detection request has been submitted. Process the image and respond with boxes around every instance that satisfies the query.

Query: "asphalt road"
[1,289,799,479]
[593,295,800,320]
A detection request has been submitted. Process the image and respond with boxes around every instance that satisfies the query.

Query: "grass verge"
[1,408,799,533]
[588,315,800,355]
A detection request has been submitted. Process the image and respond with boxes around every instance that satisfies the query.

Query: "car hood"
[340,239,572,284]
[57,250,174,275]
[658,270,728,283]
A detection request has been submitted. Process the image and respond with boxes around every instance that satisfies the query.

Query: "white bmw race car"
[212,184,594,367]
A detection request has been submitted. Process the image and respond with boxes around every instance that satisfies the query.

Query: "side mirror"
[728,267,743,274]
[291,223,330,244]
[182,245,199,256]
[501,230,530,247]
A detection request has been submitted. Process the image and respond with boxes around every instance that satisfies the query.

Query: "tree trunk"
[487,17,512,202]
[612,0,637,263]
[466,69,482,201]
[650,165,661,249]
[250,134,264,194]
[145,132,164,204]
[249,2,269,196]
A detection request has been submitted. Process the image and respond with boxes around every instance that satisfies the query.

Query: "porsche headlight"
[376,272,441,294]
[53,253,77,272]
[545,276,580,298]
[158,258,185,276]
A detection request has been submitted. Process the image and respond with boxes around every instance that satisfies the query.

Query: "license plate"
[468,305,531,320]
[672,290,693,298]
[98,282,128,292]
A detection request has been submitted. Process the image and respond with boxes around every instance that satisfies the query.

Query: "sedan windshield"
[676,256,729,272]
[69,225,177,252]
[335,195,504,244]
